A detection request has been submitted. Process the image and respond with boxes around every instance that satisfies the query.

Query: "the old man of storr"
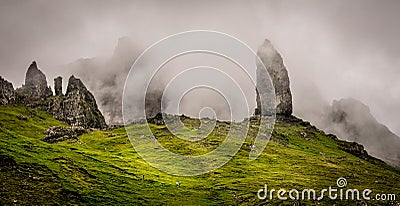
[0,1,399,205]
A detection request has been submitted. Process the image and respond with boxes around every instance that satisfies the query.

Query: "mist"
[1,0,400,136]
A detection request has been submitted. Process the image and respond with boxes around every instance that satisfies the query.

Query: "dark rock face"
[145,89,163,118]
[147,113,165,125]
[66,75,87,94]
[256,39,292,116]
[47,76,107,129]
[42,126,87,143]
[0,76,16,105]
[16,61,53,100]
[54,76,63,96]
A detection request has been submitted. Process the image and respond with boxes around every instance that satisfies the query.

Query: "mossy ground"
[0,105,399,205]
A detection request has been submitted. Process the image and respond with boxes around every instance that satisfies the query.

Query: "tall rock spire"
[16,61,53,100]
[256,39,293,116]
[54,76,63,96]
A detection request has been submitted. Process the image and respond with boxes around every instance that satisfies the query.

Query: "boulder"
[42,126,88,143]
[337,140,369,160]
[17,114,28,121]
[255,39,292,116]
[147,113,165,125]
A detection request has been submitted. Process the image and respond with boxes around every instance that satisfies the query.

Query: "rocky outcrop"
[15,61,53,101]
[322,98,400,167]
[2,61,107,129]
[278,115,382,163]
[146,113,165,125]
[255,39,292,116]
[54,76,63,96]
[0,76,16,105]
[337,140,370,160]
[42,126,88,143]
[47,75,107,129]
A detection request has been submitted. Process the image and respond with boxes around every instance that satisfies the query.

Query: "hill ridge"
[1,104,398,205]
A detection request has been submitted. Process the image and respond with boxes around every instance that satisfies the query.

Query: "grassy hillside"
[0,105,399,205]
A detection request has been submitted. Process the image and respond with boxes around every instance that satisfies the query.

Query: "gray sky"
[1,0,399,134]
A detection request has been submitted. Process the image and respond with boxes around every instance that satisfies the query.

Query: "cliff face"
[256,39,293,116]
[0,76,15,105]
[47,76,107,129]
[3,61,106,129]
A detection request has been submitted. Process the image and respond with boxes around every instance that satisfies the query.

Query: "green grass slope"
[0,105,399,205]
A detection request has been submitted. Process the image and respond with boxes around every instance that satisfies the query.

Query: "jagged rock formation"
[256,39,293,116]
[2,61,107,129]
[321,98,400,167]
[0,76,16,105]
[15,61,53,101]
[54,76,63,96]
[47,75,107,129]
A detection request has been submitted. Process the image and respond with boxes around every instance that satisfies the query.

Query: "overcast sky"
[0,0,399,135]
